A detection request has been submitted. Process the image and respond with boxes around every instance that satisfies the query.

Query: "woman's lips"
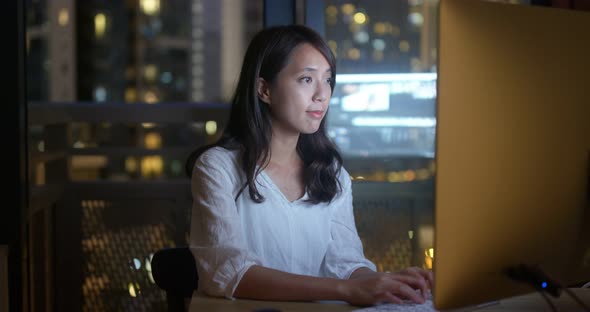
[306,110,324,119]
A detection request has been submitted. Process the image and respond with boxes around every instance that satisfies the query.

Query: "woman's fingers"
[392,282,426,304]
[401,267,433,290]
[377,292,403,305]
[347,269,434,306]
[425,270,434,289]
[387,270,431,302]
[412,267,433,296]
[392,274,427,294]
[412,268,434,293]
[411,267,434,287]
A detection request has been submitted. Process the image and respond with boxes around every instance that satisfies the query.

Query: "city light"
[353,12,367,24]
[141,156,163,178]
[341,4,355,15]
[409,12,424,26]
[373,22,386,35]
[140,0,160,16]
[372,39,386,51]
[399,40,411,53]
[205,121,217,135]
[146,255,155,284]
[144,132,162,149]
[125,87,137,103]
[143,64,158,82]
[133,258,141,270]
[143,90,159,103]
[94,86,107,102]
[416,168,431,180]
[94,13,106,38]
[58,8,69,26]
[347,48,361,60]
[424,248,434,269]
[125,157,138,173]
[403,170,416,182]
[326,5,338,16]
[128,283,138,297]
[73,141,85,148]
[160,72,173,84]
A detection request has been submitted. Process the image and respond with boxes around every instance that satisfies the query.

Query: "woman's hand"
[341,267,433,306]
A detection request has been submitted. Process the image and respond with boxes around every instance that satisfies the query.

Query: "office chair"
[151,247,198,312]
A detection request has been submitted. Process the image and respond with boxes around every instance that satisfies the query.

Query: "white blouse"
[189,147,376,299]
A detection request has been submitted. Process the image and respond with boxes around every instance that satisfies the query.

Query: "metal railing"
[27,101,434,311]
[28,101,228,311]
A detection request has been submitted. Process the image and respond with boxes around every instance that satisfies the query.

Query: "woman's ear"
[257,77,271,105]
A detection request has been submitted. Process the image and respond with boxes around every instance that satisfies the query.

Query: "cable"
[562,287,590,312]
[538,291,558,312]
[503,264,561,297]
[504,264,590,311]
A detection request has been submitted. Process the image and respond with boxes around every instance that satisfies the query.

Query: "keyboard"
[352,300,436,312]
[352,294,437,312]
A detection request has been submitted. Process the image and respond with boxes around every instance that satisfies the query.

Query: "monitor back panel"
[434,0,590,309]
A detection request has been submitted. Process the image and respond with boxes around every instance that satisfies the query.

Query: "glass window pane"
[27,0,263,182]
[323,0,439,273]
[322,0,530,273]
[25,1,262,310]
[74,0,263,103]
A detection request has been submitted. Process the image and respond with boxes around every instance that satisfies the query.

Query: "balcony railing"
[27,101,433,311]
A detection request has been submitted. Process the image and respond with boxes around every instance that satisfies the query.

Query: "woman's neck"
[268,132,300,167]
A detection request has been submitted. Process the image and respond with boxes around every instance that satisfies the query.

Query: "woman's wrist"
[335,278,352,301]
[349,267,377,280]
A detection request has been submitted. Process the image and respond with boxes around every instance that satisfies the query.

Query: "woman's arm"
[234,265,429,306]
[234,265,347,301]
[190,149,263,298]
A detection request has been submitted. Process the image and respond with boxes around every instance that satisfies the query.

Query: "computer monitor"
[433,0,590,310]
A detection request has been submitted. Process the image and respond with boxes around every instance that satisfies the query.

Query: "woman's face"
[258,43,332,138]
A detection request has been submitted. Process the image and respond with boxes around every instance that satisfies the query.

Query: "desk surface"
[189,288,590,312]
[189,295,354,312]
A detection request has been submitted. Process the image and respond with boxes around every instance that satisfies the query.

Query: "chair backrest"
[151,247,198,312]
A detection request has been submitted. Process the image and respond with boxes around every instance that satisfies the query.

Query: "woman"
[187,24,433,306]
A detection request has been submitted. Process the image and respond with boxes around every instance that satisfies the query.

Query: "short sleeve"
[189,148,261,299]
[321,169,377,279]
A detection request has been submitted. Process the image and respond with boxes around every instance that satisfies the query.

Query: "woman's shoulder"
[191,146,247,192]
[336,165,352,190]
[198,146,239,162]
[193,146,241,176]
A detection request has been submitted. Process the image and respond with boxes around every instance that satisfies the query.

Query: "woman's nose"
[313,83,329,102]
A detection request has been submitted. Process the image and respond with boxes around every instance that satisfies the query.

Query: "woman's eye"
[326,78,332,84]
[301,77,312,83]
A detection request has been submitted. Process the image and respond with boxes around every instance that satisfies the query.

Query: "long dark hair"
[185,24,343,204]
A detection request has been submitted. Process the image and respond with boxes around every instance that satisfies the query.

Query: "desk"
[451,288,590,312]
[189,288,590,311]
[188,294,354,312]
